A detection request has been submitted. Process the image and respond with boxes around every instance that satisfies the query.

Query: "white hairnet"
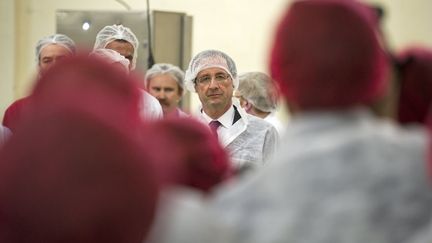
[145,63,185,95]
[35,34,76,63]
[93,24,139,70]
[237,72,279,112]
[89,48,130,73]
[184,50,238,92]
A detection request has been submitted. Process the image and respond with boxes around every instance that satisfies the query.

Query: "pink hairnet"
[397,47,432,125]
[142,117,232,194]
[0,55,161,242]
[0,95,159,242]
[270,0,389,109]
[29,54,143,130]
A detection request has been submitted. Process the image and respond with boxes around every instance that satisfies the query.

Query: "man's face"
[39,44,72,73]
[105,40,134,70]
[194,67,234,113]
[147,74,182,116]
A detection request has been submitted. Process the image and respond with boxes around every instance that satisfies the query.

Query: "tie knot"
[209,120,221,132]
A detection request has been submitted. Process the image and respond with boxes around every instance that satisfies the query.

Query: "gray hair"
[237,72,279,112]
[145,63,185,95]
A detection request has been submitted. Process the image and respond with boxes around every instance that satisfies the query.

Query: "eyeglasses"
[195,73,231,86]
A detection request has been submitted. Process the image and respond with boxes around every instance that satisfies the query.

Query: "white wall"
[3,0,432,119]
[0,0,16,117]
[366,0,432,50]
[11,0,289,96]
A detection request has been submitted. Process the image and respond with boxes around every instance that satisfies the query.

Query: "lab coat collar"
[200,104,238,129]
[197,101,250,147]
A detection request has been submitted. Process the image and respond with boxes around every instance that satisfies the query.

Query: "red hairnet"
[0,109,159,243]
[270,0,389,109]
[0,55,160,242]
[142,117,232,194]
[29,54,143,130]
[397,47,432,125]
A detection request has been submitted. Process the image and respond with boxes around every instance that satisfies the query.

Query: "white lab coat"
[196,102,279,170]
[264,112,285,136]
[139,90,163,120]
[145,187,235,243]
[211,108,432,243]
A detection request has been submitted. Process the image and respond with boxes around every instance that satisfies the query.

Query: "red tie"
[209,120,221,136]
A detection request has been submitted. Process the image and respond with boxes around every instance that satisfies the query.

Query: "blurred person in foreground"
[145,63,188,117]
[409,110,432,243]
[184,50,279,172]
[27,53,144,130]
[235,72,285,135]
[2,34,76,132]
[89,48,131,74]
[0,55,160,243]
[142,117,232,194]
[142,117,235,243]
[94,24,163,120]
[210,1,432,243]
[396,47,432,125]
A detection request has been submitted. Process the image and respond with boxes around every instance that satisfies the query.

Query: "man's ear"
[243,101,253,112]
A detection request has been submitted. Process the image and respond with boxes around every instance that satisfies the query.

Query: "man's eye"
[199,76,211,83]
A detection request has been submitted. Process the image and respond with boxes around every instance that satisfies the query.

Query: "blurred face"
[194,67,234,115]
[147,74,182,116]
[38,44,72,73]
[106,40,134,70]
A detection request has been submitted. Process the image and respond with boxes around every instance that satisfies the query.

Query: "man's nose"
[208,78,219,89]
[158,91,166,99]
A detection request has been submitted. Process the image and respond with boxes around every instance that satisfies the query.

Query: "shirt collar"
[201,105,235,128]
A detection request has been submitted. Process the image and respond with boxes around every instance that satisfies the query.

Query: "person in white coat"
[211,1,432,243]
[94,24,162,120]
[184,50,279,172]
[235,72,285,135]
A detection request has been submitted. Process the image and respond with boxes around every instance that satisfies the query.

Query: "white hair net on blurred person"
[145,63,185,95]
[93,24,139,70]
[89,48,130,73]
[237,72,279,113]
[184,50,238,92]
[35,34,76,63]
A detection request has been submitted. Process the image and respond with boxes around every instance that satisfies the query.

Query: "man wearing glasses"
[184,50,279,173]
